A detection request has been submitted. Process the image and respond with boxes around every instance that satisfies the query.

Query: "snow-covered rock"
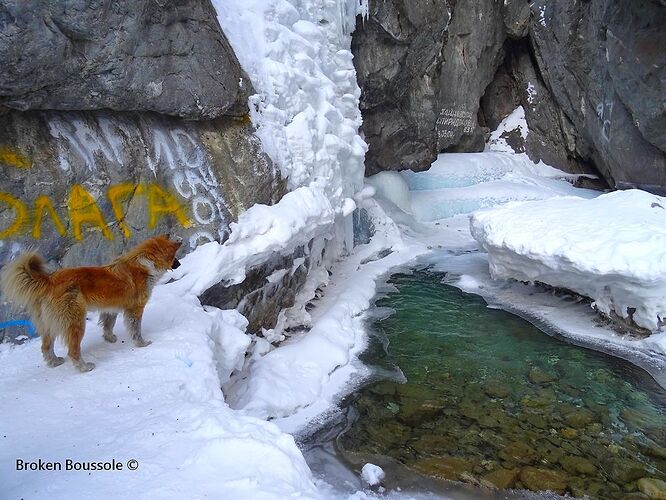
[360,463,385,486]
[470,189,666,332]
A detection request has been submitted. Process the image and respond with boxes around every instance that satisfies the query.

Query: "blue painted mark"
[175,354,193,368]
[0,320,37,338]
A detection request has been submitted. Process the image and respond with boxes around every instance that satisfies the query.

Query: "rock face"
[0,109,282,264]
[528,0,666,191]
[352,0,529,175]
[352,0,666,192]
[0,109,289,333]
[0,0,249,118]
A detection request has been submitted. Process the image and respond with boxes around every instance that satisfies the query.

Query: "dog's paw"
[76,361,96,372]
[134,338,152,348]
[103,332,117,343]
[47,356,65,367]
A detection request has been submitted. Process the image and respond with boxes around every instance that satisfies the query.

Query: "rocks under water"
[338,271,666,498]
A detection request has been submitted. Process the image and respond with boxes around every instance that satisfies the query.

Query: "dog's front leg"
[124,307,151,347]
[99,312,118,343]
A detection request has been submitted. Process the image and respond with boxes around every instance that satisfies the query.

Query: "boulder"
[528,0,666,191]
[353,0,526,174]
[0,0,249,119]
[0,109,289,334]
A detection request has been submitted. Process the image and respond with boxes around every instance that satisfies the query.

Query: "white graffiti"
[46,113,229,248]
[596,99,613,143]
[526,82,537,105]
[436,107,476,139]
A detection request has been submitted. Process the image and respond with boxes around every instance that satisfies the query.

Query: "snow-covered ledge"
[470,189,666,334]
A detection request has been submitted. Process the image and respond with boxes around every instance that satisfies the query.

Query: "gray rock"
[481,43,602,180]
[0,109,285,332]
[528,0,666,191]
[353,0,520,174]
[200,246,310,334]
[0,0,250,119]
[353,0,666,191]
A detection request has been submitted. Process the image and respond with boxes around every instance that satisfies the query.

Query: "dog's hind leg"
[41,332,64,367]
[124,306,151,348]
[34,308,65,368]
[99,312,118,343]
[64,301,95,372]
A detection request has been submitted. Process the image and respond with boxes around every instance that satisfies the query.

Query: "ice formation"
[470,190,666,333]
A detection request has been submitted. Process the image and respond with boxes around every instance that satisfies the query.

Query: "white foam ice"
[470,190,666,335]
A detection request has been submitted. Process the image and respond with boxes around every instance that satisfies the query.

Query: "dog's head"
[144,234,183,272]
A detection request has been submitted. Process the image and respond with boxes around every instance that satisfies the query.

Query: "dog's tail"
[0,252,51,311]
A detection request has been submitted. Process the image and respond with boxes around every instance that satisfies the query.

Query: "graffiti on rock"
[0,184,191,241]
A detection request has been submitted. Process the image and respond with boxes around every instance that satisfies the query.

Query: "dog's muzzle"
[171,258,181,270]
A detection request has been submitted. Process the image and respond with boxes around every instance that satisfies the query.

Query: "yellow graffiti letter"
[0,192,29,239]
[0,148,31,169]
[68,184,113,241]
[147,184,191,229]
[107,183,143,239]
[32,195,67,239]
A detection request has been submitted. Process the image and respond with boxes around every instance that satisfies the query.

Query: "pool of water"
[336,271,666,498]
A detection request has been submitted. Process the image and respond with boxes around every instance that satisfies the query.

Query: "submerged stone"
[398,399,445,426]
[410,456,475,481]
[482,468,520,489]
[529,367,558,384]
[606,458,648,485]
[637,478,666,499]
[560,427,578,439]
[499,442,539,465]
[396,383,438,401]
[559,455,597,475]
[564,408,595,428]
[569,476,615,497]
[621,408,655,429]
[519,467,568,494]
[483,379,511,399]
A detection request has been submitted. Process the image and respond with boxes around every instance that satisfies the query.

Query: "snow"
[365,171,414,215]
[470,190,666,334]
[485,105,528,153]
[212,0,367,199]
[0,286,319,499]
[360,463,385,486]
[169,186,336,296]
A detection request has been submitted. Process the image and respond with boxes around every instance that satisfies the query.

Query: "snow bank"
[485,105,528,153]
[228,198,429,422]
[470,189,666,332]
[169,186,336,296]
[0,287,319,499]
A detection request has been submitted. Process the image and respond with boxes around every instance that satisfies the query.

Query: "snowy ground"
[0,287,319,499]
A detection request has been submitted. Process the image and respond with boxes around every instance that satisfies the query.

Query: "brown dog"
[0,235,181,372]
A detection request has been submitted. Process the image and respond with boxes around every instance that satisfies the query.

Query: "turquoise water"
[338,272,666,498]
